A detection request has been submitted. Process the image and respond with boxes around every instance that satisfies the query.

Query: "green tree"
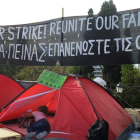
[13,64,68,81]
[79,66,93,79]
[65,66,80,74]
[120,65,140,108]
[99,0,117,14]
[0,61,69,81]
[121,65,135,85]
[88,8,94,16]
[65,66,93,79]
[12,66,49,81]
[103,65,121,88]
[0,61,24,78]
[99,0,121,87]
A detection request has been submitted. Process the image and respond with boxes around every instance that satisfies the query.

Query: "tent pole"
[75,76,100,120]
[60,8,64,74]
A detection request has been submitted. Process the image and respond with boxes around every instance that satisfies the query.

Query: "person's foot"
[36,131,48,139]
[25,132,37,138]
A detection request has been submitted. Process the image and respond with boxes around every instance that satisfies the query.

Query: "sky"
[0,0,140,26]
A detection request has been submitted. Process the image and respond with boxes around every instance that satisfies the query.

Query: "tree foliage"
[119,65,140,108]
[0,61,24,78]
[0,62,68,81]
[103,65,121,87]
[121,65,135,86]
[99,0,117,14]
[79,66,93,78]
[88,8,94,16]
[65,66,94,79]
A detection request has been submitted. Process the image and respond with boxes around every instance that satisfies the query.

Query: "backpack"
[87,119,109,140]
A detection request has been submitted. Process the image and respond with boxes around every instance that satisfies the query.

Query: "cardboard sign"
[37,70,67,89]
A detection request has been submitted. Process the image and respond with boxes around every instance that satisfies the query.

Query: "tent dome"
[0,71,134,140]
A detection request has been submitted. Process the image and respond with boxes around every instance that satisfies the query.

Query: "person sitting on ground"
[23,105,50,139]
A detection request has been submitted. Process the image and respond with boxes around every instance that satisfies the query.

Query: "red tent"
[0,71,134,140]
[0,73,24,110]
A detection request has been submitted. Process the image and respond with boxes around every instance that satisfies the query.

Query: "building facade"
[92,65,103,77]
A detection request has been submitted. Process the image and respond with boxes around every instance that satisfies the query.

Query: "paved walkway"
[125,108,140,140]
[127,131,140,140]
[125,108,140,129]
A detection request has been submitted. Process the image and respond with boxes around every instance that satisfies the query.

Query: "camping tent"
[0,73,25,110]
[93,77,106,87]
[0,70,134,140]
